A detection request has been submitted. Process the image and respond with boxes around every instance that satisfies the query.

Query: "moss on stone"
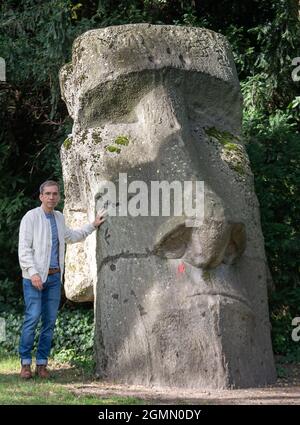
[63,137,72,150]
[204,127,240,145]
[114,135,130,146]
[230,162,246,175]
[223,150,247,176]
[104,135,130,153]
[106,145,121,154]
[205,127,247,176]
[224,142,240,152]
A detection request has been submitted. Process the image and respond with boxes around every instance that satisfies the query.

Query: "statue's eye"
[78,71,154,128]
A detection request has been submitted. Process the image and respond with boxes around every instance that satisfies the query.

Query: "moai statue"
[59,24,276,389]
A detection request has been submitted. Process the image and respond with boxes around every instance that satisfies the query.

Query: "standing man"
[18,180,106,379]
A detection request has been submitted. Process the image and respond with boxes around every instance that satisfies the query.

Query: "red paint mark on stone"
[177,262,185,274]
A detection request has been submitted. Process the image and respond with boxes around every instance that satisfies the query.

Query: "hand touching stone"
[93,208,107,228]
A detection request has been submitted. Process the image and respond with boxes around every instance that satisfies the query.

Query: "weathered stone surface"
[59,24,276,388]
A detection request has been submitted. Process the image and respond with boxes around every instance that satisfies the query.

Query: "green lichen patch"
[105,135,130,154]
[63,137,72,150]
[222,145,248,176]
[105,145,121,154]
[114,135,130,146]
[205,127,248,176]
[230,162,246,175]
[223,142,240,152]
[204,127,240,145]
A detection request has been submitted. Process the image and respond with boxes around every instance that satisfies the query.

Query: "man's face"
[39,185,60,211]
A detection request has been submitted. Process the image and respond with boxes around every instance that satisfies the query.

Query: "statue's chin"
[103,294,257,389]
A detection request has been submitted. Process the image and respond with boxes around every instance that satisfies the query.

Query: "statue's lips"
[186,291,253,311]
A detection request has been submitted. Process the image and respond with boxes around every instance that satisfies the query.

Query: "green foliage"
[270,287,300,358]
[237,1,300,358]
[0,310,22,356]
[52,306,94,359]
[0,279,23,312]
[0,304,94,363]
[244,108,300,295]
[248,0,300,109]
[276,365,288,378]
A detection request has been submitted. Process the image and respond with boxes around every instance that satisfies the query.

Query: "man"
[18,180,106,379]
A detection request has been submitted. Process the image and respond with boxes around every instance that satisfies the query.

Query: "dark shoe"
[36,365,50,379]
[20,364,32,379]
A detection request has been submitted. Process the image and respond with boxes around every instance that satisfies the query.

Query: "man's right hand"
[31,274,43,291]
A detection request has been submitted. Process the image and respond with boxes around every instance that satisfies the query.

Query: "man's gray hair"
[39,180,60,194]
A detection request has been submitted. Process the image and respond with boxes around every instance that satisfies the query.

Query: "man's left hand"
[93,208,108,228]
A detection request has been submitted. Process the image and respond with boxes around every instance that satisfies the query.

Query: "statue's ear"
[153,216,192,259]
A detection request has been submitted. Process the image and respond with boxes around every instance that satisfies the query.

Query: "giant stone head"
[59,24,276,388]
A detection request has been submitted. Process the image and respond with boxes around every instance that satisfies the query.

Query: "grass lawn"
[0,356,142,405]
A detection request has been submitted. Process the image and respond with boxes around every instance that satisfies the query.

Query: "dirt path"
[68,362,300,405]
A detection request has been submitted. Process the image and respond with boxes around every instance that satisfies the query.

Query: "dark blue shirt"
[44,212,59,268]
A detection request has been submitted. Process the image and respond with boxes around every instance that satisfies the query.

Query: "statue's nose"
[154,219,246,269]
[183,220,246,268]
[137,81,183,135]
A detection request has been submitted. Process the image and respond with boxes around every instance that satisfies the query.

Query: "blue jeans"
[19,273,61,366]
